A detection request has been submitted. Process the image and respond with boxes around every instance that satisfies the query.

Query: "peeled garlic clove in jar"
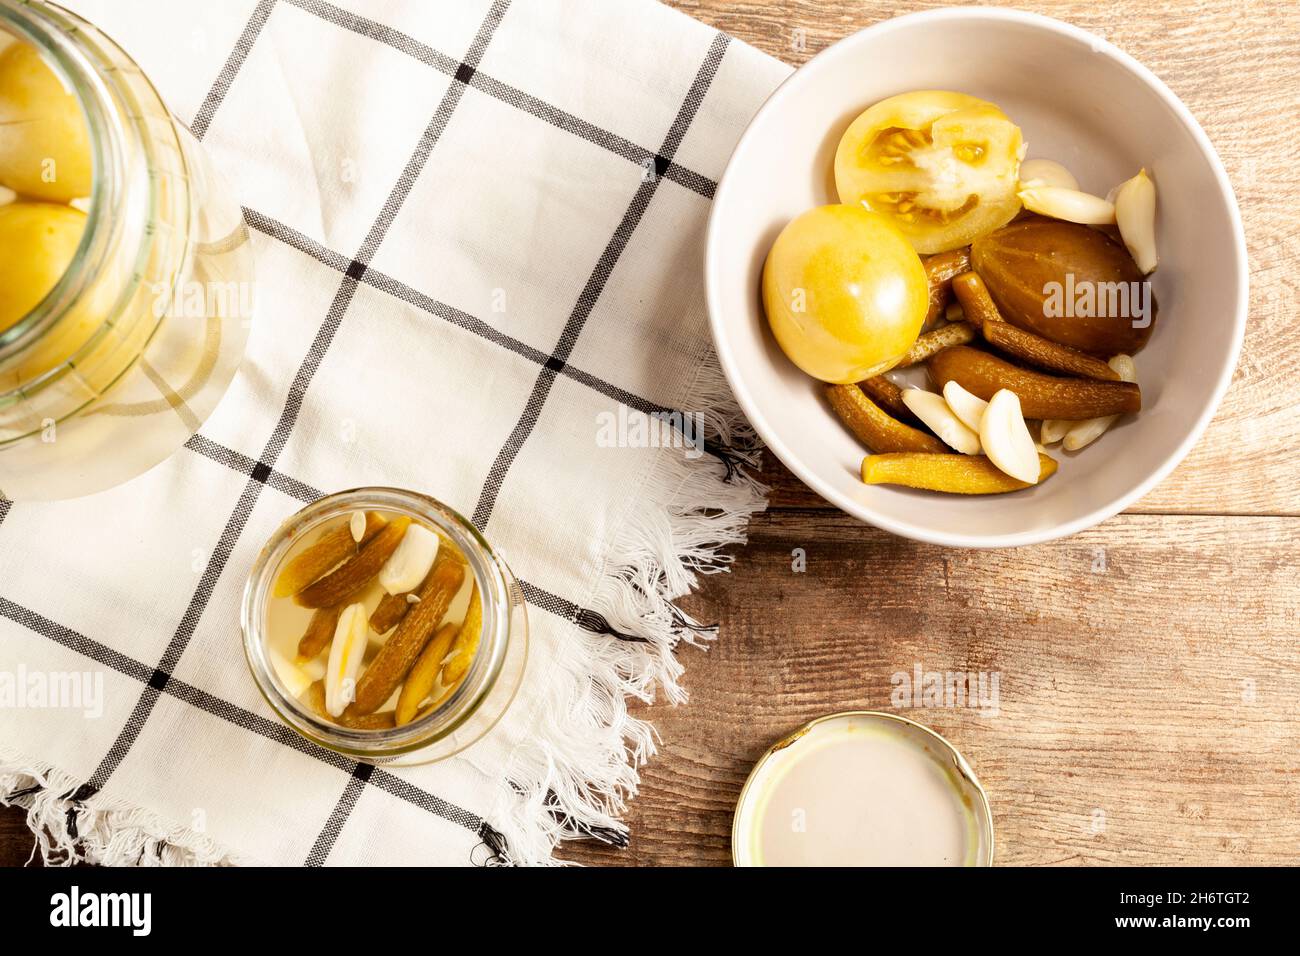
[378,523,440,595]
[325,603,369,717]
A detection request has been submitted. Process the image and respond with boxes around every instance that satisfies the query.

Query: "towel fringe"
[0,746,239,866]
[1,358,767,868]
[492,352,767,864]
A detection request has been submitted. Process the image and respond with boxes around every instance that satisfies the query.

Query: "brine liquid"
[752,720,978,866]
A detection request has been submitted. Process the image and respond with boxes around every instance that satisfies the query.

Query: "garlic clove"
[941,380,989,433]
[1018,185,1116,225]
[1061,414,1116,451]
[1063,355,1137,450]
[1039,419,1072,445]
[902,387,981,454]
[979,389,1040,484]
[272,645,314,699]
[349,510,366,543]
[1113,169,1157,274]
[1108,353,1137,383]
[325,603,369,717]
[378,524,440,595]
[1018,158,1079,191]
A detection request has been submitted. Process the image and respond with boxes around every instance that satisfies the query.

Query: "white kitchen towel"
[0,0,792,864]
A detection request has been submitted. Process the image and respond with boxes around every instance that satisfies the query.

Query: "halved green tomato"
[834,90,1024,254]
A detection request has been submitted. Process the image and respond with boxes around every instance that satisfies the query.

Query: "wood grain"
[0,809,36,867]
[6,0,1298,868]
[562,0,1300,866]
[564,505,1300,865]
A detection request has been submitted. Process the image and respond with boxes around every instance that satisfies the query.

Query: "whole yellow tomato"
[0,201,86,335]
[762,204,928,383]
[0,41,94,202]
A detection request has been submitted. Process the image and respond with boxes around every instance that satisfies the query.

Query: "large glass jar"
[242,488,529,765]
[0,0,252,500]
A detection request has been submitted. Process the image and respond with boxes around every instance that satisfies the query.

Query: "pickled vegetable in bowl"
[970,216,1156,355]
[760,78,1167,499]
[834,90,1025,254]
[762,204,928,383]
[709,7,1248,545]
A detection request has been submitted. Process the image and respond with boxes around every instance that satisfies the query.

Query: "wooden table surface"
[4,0,1298,867]
[560,0,1300,866]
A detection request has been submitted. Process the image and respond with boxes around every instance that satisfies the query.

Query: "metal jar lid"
[732,711,995,866]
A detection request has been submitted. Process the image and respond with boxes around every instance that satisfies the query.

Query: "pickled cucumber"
[971,217,1155,354]
[826,384,948,454]
[928,346,1140,420]
[274,512,387,598]
[348,549,464,715]
[394,622,458,726]
[861,452,1058,494]
[296,604,342,663]
[952,272,1119,381]
[295,516,411,608]
[440,584,482,686]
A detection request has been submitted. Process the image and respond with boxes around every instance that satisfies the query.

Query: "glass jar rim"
[0,0,173,400]
[241,486,514,758]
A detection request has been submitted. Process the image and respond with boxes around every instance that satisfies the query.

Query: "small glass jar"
[242,487,528,764]
[0,0,252,500]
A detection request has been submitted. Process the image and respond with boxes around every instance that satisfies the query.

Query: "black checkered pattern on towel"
[0,0,736,864]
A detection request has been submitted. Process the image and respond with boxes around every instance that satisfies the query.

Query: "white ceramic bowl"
[705,8,1247,547]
